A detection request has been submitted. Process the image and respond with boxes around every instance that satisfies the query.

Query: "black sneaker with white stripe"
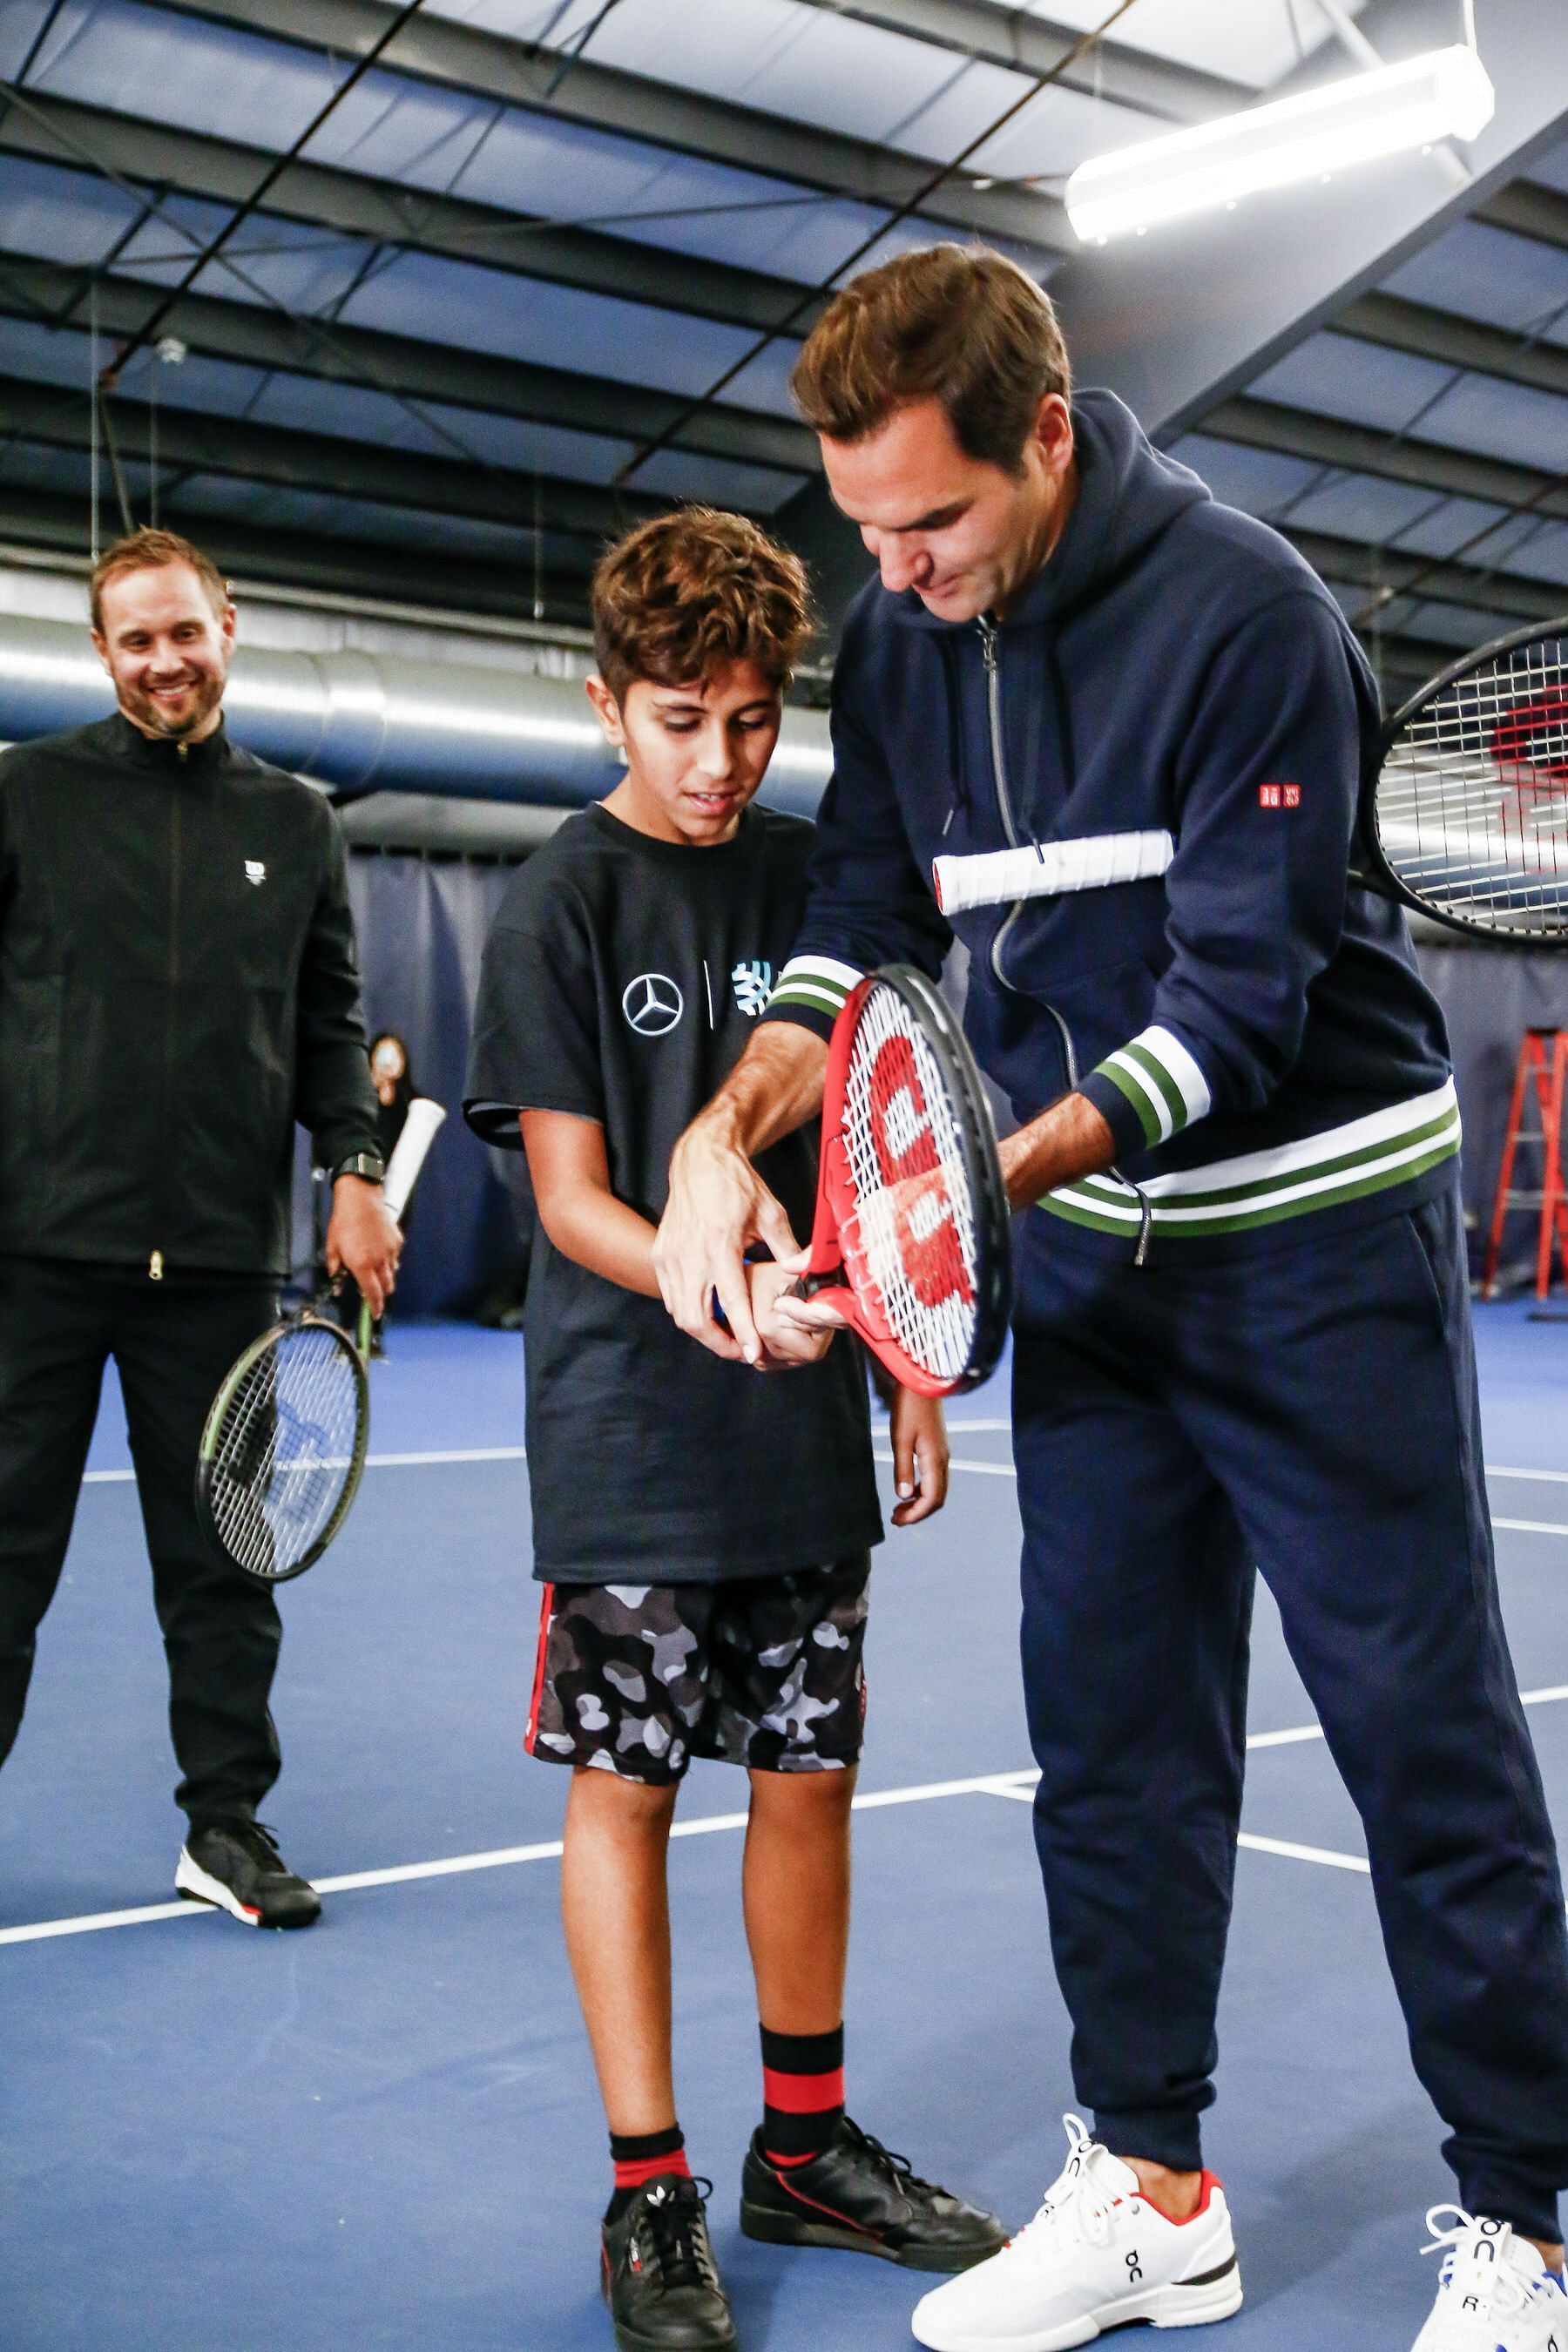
[176,1820,321,1930]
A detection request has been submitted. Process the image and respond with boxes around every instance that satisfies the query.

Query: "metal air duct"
[0,613,834,817]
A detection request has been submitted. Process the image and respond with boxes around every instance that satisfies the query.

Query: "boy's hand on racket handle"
[747,1254,835,1368]
[326,1175,402,1318]
[656,1119,801,1365]
[889,1386,949,1526]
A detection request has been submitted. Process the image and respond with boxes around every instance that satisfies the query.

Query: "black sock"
[760,2024,845,2168]
[605,2124,689,2222]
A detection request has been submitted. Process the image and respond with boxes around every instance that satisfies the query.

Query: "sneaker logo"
[1125,2251,1144,2284]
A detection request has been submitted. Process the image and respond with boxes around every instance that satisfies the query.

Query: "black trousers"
[0,1256,282,1827]
[1014,1181,1568,2244]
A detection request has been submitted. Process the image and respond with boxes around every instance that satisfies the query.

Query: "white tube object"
[932,830,1174,914]
[384,1098,447,1220]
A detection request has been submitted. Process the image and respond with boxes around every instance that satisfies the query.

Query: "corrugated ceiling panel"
[1383,220,1568,348]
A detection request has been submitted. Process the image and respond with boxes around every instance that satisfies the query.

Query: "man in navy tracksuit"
[655,247,1568,2351]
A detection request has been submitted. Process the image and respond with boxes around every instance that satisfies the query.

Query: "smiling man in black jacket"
[0,527,398,1929]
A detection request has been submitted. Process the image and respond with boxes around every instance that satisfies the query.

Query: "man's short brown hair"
[90,527,230,633]
[591,507,814,705]
[791,244,1071,476]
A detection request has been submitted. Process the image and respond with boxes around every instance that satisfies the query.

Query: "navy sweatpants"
[1013,1178,1568,2241]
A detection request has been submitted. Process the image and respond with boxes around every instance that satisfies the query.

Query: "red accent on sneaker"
[762,2065,846,2115]
[761,2145,820,2170]
[1134,2171,1224,2225]
[613,2150,693,2193]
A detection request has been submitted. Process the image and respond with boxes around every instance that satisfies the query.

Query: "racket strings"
[1377,633,1568,936]
[206,1322,362,1578]
[840,985,981,1383]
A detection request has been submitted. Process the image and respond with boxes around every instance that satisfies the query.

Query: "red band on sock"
[762,2064,846,2115]
[613,2149,693,2192]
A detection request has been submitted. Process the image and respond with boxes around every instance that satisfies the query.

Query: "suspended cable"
[101,0,433,384]
[612,0,1144,490]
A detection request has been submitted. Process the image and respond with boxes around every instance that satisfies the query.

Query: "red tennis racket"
[794,965,1012,1397]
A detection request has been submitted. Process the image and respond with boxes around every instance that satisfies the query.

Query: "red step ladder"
[1484,1026,1568,1299]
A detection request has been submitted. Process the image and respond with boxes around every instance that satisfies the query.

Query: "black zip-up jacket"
[0,713,380,1278]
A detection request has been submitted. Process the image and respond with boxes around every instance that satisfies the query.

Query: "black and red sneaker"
[601,2174,739,2352]
[740,2116,1008,2273]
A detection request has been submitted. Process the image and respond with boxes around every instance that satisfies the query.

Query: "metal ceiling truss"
[0,372,666,544]
[781,0,1248,124]
[1200,395,1568,525]
[0,91,827,337]
[1283,525,1568,629]
[0,480,595,615]
[1332,290,1568,403]
[0,251,818,479]
[1475,179,1568,251]
[148,0,1071,249]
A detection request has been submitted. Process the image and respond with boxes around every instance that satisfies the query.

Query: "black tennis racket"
[1361,617,1568,943]
[794,965,1012,1396]
[196,1099,445,1581]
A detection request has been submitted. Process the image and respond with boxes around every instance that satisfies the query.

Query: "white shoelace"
[1010,2117,1129,2264]
[1423,2205,1559,2328]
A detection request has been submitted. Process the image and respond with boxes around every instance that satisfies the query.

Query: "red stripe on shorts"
[762,2065,846,2115]
[525,1585,555,1754]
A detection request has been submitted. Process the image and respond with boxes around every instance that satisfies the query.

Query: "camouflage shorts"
[525,1556,871,1783]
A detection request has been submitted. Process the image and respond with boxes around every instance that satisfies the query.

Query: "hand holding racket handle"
[197,1095,449,1584]
[793,967,1011,1397]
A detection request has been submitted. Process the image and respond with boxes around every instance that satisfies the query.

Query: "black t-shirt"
[464,801,882,1584]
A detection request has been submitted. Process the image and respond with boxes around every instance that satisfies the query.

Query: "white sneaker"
[1412,2207,1568,2350]
[909,2115,1242,2351]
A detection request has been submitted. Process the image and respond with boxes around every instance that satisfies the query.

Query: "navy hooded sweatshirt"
[760,389,1457,1256]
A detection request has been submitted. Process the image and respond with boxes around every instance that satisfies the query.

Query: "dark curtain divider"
[308,853,531,1318]
[1416,943,1568,1276]
[301,876,1561,1312]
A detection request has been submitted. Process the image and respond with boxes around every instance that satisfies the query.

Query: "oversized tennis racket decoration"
[196,1098,447,1582]
[1362,618,1568,943]
[795,966,1011,1398]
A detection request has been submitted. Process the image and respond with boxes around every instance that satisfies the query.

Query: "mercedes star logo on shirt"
[622,972,685,1036]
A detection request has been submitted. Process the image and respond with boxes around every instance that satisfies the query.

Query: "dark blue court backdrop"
[341,853,530,1319]
[306,852,1568,1313]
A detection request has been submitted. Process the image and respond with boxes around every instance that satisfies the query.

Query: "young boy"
[464,509,1007,2352]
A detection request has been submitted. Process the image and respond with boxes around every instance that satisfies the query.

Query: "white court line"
[1492,1466,1568,1484]
[22,1695,1568,1950]
[1493,1518,1568,1537]
[976,1780,1373,1873]
[84,1444,529,1485]
[17,1687,1568,1949]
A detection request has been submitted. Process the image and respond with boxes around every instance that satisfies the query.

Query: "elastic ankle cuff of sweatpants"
[1091,2109,1206,2179]
[1456,2162,1562,2249]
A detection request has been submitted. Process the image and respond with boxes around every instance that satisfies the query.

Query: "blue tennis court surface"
[3,1302,1565,2350]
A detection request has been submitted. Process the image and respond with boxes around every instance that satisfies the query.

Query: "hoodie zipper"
[151,757,185,1279]
[979,618,1031,1003]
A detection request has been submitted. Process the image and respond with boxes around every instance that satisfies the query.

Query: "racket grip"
[355,1295,373,1358]
[787,1271,846,1301]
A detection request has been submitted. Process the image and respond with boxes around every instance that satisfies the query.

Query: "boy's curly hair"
[591,508,814,704]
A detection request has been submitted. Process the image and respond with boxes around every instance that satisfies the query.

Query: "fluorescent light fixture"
[1065,44,1495,244]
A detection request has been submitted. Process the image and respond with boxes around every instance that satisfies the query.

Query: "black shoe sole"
[605,2322,739,2352]
[739,2198,1002,2274]
[599,2254,740,2352]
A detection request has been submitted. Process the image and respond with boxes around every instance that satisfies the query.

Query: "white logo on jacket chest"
[244,860,267,886]
[622,973,684,1036]
[731,960,773,1016]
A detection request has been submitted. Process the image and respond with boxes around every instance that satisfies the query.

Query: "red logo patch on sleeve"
[1259,783,1301,808]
